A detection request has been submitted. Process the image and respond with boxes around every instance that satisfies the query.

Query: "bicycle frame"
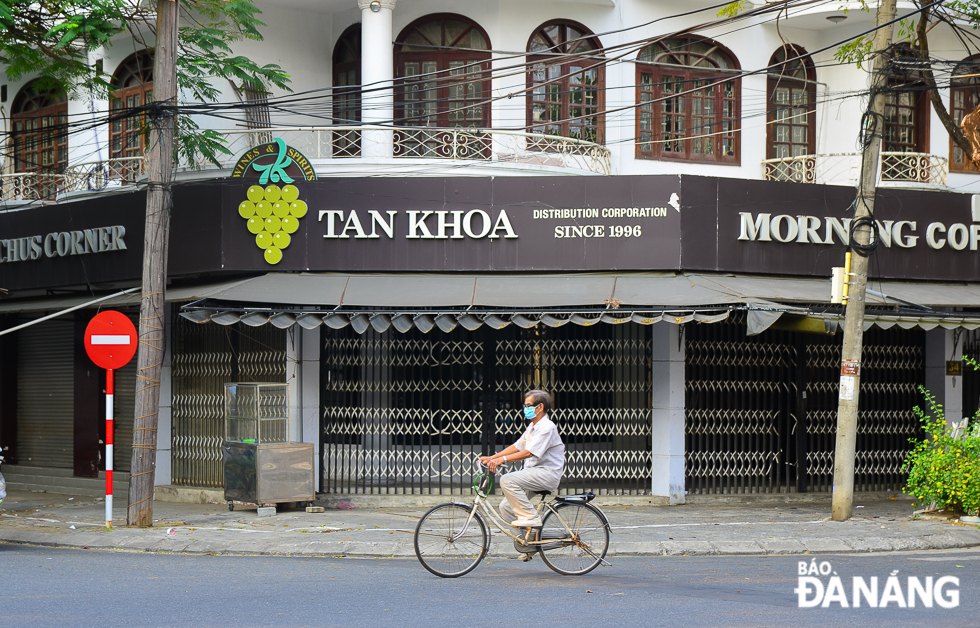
[412,462,612,576]
[449,492,550,546]
[451,468,595,551]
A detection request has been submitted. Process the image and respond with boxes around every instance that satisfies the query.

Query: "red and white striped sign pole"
[84,311,138,529]
[105,367,114,526]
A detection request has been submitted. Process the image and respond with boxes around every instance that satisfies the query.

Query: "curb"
[3,527,978,558]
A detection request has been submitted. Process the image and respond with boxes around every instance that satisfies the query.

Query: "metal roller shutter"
[16,319,74,468]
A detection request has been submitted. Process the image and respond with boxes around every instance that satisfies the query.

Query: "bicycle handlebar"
[475,459,508,472]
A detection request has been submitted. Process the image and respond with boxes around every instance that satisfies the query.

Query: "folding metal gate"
[171,315,286,487]
[685,312,924,494]
[320,323,652,495]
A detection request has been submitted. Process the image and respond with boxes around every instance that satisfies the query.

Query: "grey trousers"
[498,467,561,522]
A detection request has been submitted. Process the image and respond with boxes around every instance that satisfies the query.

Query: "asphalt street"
[1,543,976,628]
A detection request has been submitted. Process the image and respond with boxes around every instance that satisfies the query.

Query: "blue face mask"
[523,406,537,420]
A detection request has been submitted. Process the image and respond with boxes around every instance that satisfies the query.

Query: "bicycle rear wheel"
[413,502,488,578]
[538,502,609,576]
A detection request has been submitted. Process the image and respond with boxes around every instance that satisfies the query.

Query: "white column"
[359,0,396,159]
[925,328,964,428]
[944,329,964,426]
[651,324,686,505]
[155,304,173,486]
[301,327,321,479]
[286,328,302,442]
[603,55,626,176]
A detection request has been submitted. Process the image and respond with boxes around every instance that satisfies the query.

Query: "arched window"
[767,45,816,162]
[951,55,980,171]
[394,14,491,128]
[110,52,153,160]
[12,81,68,198]
[636,36,739,162]
[333,25,361,156]
[527,20,604,144]
[882,44,929,154]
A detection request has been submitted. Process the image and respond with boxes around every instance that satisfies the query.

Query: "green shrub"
[903,385,980,514]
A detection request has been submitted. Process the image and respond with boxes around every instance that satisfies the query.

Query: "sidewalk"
[1,490,978,558]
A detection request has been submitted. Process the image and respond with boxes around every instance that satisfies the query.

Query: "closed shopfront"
[321,322,652,496]
[6,311,137,475]
[686,313,925,495]
[170,313,286,488]
[16,319,74,468]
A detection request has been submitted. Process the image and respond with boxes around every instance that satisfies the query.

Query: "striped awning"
[4,272,978,334]
[173,272,980,334]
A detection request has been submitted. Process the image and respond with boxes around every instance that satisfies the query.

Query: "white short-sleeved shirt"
[514,415,565,474]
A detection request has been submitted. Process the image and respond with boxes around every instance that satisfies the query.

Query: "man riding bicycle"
[479,389,565,534]
[414,390,608,577]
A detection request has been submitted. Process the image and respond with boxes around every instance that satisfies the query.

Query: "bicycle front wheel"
[538,502,609,576]
[413,502,488,578]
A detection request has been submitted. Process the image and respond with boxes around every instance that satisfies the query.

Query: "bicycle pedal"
[518,553,535,562]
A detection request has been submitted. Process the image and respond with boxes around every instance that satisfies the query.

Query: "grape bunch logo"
[230,138,317,265]
[238,183,307,264]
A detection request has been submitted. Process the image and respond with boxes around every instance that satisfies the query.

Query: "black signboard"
[0,174,976,294]
[681,177,976,281]
[218,175,683,273]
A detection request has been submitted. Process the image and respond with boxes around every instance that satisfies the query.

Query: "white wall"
[3,0,979,185]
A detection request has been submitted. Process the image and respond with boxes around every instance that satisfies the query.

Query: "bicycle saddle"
[532,491,552,496]
[555,492,596,504]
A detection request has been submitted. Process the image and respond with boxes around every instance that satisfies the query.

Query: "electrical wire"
[0,0,962,190]
[0,0,834,140]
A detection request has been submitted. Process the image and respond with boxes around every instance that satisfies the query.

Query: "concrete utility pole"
[831,0,898,522]
[128,0,178,527]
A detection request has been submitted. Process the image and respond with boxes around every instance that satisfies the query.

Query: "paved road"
[1,543,976,627]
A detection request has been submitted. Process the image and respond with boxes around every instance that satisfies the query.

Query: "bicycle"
[413,461,611,578]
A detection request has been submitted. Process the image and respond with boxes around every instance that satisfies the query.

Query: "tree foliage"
[722,0,980,170]
[833,1,980,170]
[0,0,291,165]
[717,1,747,19]
[905,383,980,515]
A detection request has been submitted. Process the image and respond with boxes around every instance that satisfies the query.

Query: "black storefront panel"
[216,175,684,273]
[1,175,978,293]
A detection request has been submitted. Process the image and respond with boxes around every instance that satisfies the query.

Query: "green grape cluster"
[237,184,307,264]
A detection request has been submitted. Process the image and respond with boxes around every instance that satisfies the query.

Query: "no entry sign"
[83,310,137,528]
[84,310,138,369]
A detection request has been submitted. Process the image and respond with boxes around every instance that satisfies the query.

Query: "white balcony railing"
[1,127,611,203]
[762,152,948,187]
[62,156,148,191]
[215,126,612,175]
[1,157,148,203]
[879,152,948,184]
[0,173,43,201]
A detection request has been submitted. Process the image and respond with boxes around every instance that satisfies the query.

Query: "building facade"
[1,0,978,501]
